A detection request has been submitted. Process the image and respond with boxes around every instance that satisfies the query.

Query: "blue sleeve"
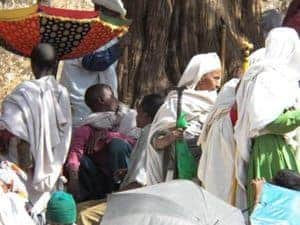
[81,42,121,72]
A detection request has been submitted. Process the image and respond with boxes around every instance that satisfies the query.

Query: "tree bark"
[118,0,263,104]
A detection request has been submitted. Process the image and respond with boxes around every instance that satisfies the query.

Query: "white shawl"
[198,48,267,209]
[146,53,221,185]
[198,79,241,206]
[0,76,72,193]
[0,193,35,225]
[235,28,300,191]
[79,103,139,139]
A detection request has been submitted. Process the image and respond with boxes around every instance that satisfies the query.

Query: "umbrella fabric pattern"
[0,4,129,59]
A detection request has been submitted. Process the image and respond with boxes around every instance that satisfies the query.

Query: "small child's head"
[46,191,76,225]
[273,169,300,191]
[136,94,164,128]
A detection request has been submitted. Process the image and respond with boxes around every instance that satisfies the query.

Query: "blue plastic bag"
[251,183,300,225]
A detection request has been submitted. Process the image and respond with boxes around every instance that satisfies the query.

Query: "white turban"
[177,53,221,89]
[92,0,127,17]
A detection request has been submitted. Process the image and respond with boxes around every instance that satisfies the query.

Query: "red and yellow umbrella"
[0,4,129,59]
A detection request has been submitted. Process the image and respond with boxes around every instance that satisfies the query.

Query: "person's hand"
[154,128,184,150]
[170,128,184,141]
[252,178,265,205]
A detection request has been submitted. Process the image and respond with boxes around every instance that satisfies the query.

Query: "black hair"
[31,43,57,78]
[273,169,300,191]
[85,83,113,111]
[139,94,164,120]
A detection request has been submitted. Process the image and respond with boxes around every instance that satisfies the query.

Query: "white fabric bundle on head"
[92,0,127,17]
[177,53,221,89]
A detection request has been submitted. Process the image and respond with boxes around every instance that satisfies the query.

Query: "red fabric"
[283,0,300,32]
[283,13,300,32]
[230,107,238,126]
[39,5,98,19]
[283,0,300,25]
[62,21,124,59]
[0,130,14,142]
[0,5,127,59]
[0,16,40,56]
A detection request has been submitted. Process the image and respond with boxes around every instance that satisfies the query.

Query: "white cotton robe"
[0,76,72,203]
[198,78,239,205]
[146,53,221,185]
[235,28,300,209]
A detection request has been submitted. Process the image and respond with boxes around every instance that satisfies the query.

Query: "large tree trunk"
[118,0,263,104]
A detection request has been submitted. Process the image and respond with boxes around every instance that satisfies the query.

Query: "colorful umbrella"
[0,4,129,59]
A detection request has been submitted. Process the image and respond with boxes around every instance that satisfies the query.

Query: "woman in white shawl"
[197,48,265,210]
[146,53,222,185]
[235,27,300,211]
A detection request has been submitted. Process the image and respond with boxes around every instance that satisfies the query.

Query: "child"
[46,191,77,225]
[118,94,165,190]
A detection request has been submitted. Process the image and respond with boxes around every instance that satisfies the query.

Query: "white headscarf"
[235,27,300,190]
[146,53,221,185]
[177,53,221,89]
[92,0,127,17]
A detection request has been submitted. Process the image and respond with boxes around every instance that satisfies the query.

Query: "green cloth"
[247,110,300,212]
[176,112,198,180]
[46,191,77,224]
[100,13,132,26]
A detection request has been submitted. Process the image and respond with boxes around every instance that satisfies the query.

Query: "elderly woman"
[146,53,222,185]
[235,27,300,212]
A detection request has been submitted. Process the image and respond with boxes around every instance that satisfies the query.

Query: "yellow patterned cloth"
[77,200,107,225]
